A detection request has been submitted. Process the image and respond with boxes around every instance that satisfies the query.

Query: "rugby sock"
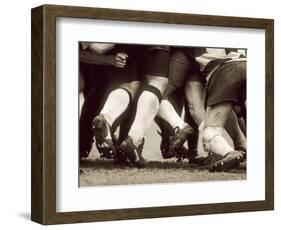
[203,126,233,156]
[128,91,160,147]
[100,88,130,138]
[157,99,186,129]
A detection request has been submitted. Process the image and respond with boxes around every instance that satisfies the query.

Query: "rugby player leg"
[155,88,185,159]
[92,86,133,157]
[203,61,246,172]
[155,85,184,159]
[94,80,140,141]
[157,49,194,155]
[185,79,246,163]
[157,49,191,129]
[111,81,141,164]
[204,103,245,171]
[92,46,141,159]
[184,81,205,126]
[79,63,108,160]
[185,88,245,162]
[184,75,205,157]
[120,47,170,167]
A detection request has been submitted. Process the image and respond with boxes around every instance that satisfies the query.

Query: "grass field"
[80,158,246,186]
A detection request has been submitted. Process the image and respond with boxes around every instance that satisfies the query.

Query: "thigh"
[168,49,192,88]
[143,47,170,78]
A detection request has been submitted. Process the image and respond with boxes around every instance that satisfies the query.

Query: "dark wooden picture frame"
[31,4,274,225]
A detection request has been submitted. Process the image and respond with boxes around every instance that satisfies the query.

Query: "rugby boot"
[169,124,194,152]
[157,130,175,159]
[92,115,116,159]
[209,150,245,172]
[119,137,146,168]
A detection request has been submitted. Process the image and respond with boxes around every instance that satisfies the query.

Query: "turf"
[79,158,246,187]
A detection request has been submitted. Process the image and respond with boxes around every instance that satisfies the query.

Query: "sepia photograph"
[79,42,247,187]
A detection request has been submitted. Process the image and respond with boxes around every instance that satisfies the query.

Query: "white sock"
[100,88,130,126]
[203,126,233,156]
[128,91,160,146]
[157,99,186,129]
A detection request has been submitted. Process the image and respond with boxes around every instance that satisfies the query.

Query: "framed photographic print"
[31,4,274,225]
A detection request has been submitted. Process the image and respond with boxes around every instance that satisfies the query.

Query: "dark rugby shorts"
[169,48,203,88]
[141,45,170,78]
[205,61,246,107]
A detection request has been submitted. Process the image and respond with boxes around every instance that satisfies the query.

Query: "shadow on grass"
[80,158,245,174]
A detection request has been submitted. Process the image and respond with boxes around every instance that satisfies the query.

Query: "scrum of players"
[79,42,246,172]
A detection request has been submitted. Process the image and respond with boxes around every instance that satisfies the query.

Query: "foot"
[234,145,247,153]
[92,115,116,159]
[208,151,245,172]
[113,146,131,166]
[169,124,194,152]
[235,145,247,159]
[174,147,196,162]
[234,148,247,170]
[157,130,175,159]
[119,137,146,168]
[158,126,195,160]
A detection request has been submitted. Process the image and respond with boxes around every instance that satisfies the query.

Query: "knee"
[156,79,169,94]
[146,76,168,94]
[142,84,163,104]
[119,81,141,100]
